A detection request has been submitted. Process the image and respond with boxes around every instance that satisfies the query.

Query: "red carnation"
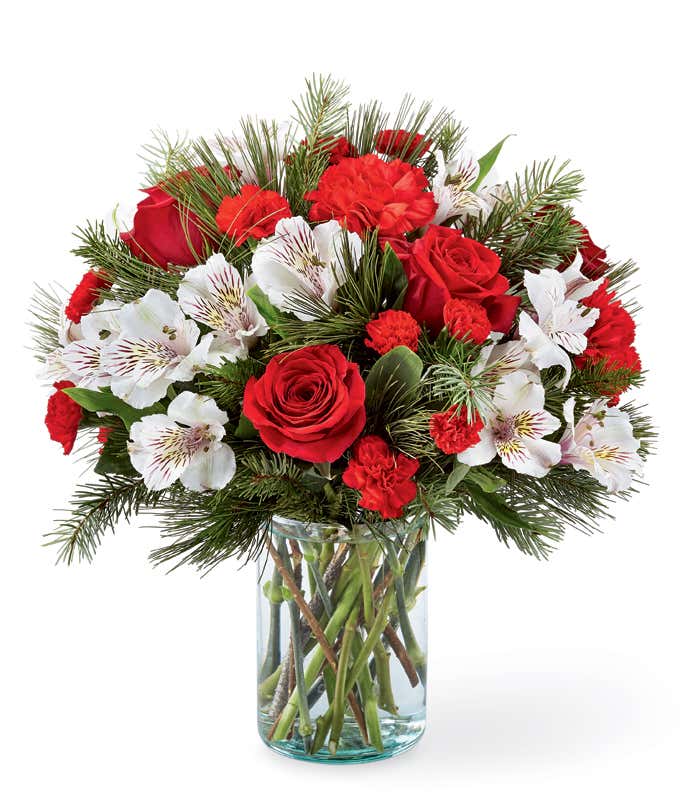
[429,406,484,455]
[243,345,365,463]
[575,280,641,398]
[216,185,292,246]
[121,183,207,269]
[365,310,421,355]
[375,129,431,159]
[443,298,492,345]
[305,154,436,236]
[65,271,109,323]
[45,381,82,455]
[403,226,520,335]
[342,435,419,519]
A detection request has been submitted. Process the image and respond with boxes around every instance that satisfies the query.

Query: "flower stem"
[386,544,426,685]
[329,604,360,756]
[279,541,313,742]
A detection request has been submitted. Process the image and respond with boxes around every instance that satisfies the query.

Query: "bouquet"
[31,75,653,762]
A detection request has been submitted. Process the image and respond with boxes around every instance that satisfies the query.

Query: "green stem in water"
[352,633,384,753]
[271,573,364,742]
[329,605,360,756]
[387,544,427,685]
[258,565,282,685]
[279,541,313,742]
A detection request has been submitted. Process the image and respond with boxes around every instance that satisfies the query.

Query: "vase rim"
[269,514,418,544]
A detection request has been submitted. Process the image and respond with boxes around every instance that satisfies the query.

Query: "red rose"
[365,310,421,355]
[45,381,82,455]
[65,271,109,323]
[375,129,431,159]
[121,184,207,269]
[403,226,520,334]
[215,185,292,247]
[243,345,366,463]
[380,235,413,265]
[443,298,492,345]
[574,280,641,397]
[429,405,484,455]
[342,435,419,519]
[305,154,436,236]
[299,136,357,165]
[573,220,607,280]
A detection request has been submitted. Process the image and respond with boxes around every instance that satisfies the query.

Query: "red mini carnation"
[65,271,109,323]
[216,185,292,246]
[375,129,431,159]
[575,280,641,399]
[342,435,419,519]
[443,298,492,345]
[365,310,421,355]
[45,381,82,455]
[429,406,484,455]
[305,154,436,236]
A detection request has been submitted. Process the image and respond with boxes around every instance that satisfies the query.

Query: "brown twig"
[383,623,420,688]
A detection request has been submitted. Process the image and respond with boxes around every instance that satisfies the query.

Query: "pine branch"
[29,283,65,361]
[45,475,161,564]
[72,222,186,303]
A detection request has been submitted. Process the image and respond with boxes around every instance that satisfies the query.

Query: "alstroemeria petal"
[180,443,236,492]
[167,391,228,429]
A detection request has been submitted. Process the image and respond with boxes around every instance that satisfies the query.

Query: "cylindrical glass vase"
[256,516,427,763]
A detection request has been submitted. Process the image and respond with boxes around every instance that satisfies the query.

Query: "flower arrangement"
[31,76,653,761]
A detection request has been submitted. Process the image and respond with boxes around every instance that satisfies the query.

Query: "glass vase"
[256,516,427,763]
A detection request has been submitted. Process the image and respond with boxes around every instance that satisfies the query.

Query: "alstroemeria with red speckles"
[429,405,484,455]
[365,310,421,355]
[342,435,419,519]
[45,381,82,455]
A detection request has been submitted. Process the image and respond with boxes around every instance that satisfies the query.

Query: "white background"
[2,2,678,792]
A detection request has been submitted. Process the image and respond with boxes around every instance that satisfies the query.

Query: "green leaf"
[381,244,408,305]
[467,467,507,493]
[467,485,531,531]
[63,387,165,431]
[247,285,288,335]
[365,346,424,402]
[94,446,136,477]
[471,135,512,191]
[234,413,257,440]
[445,463,470,494]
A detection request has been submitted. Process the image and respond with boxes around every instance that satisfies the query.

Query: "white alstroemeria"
[61,300,122,389]
[251,217,362,320]
[472,339,539,382]
[459,370,562,477]
[38,300,85,383]
[177,253,267,362]
[518,265,601,389]
[559,398,641,492]
[102,289,211,409]
[432,150,493,225]
[128,392,236,492]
